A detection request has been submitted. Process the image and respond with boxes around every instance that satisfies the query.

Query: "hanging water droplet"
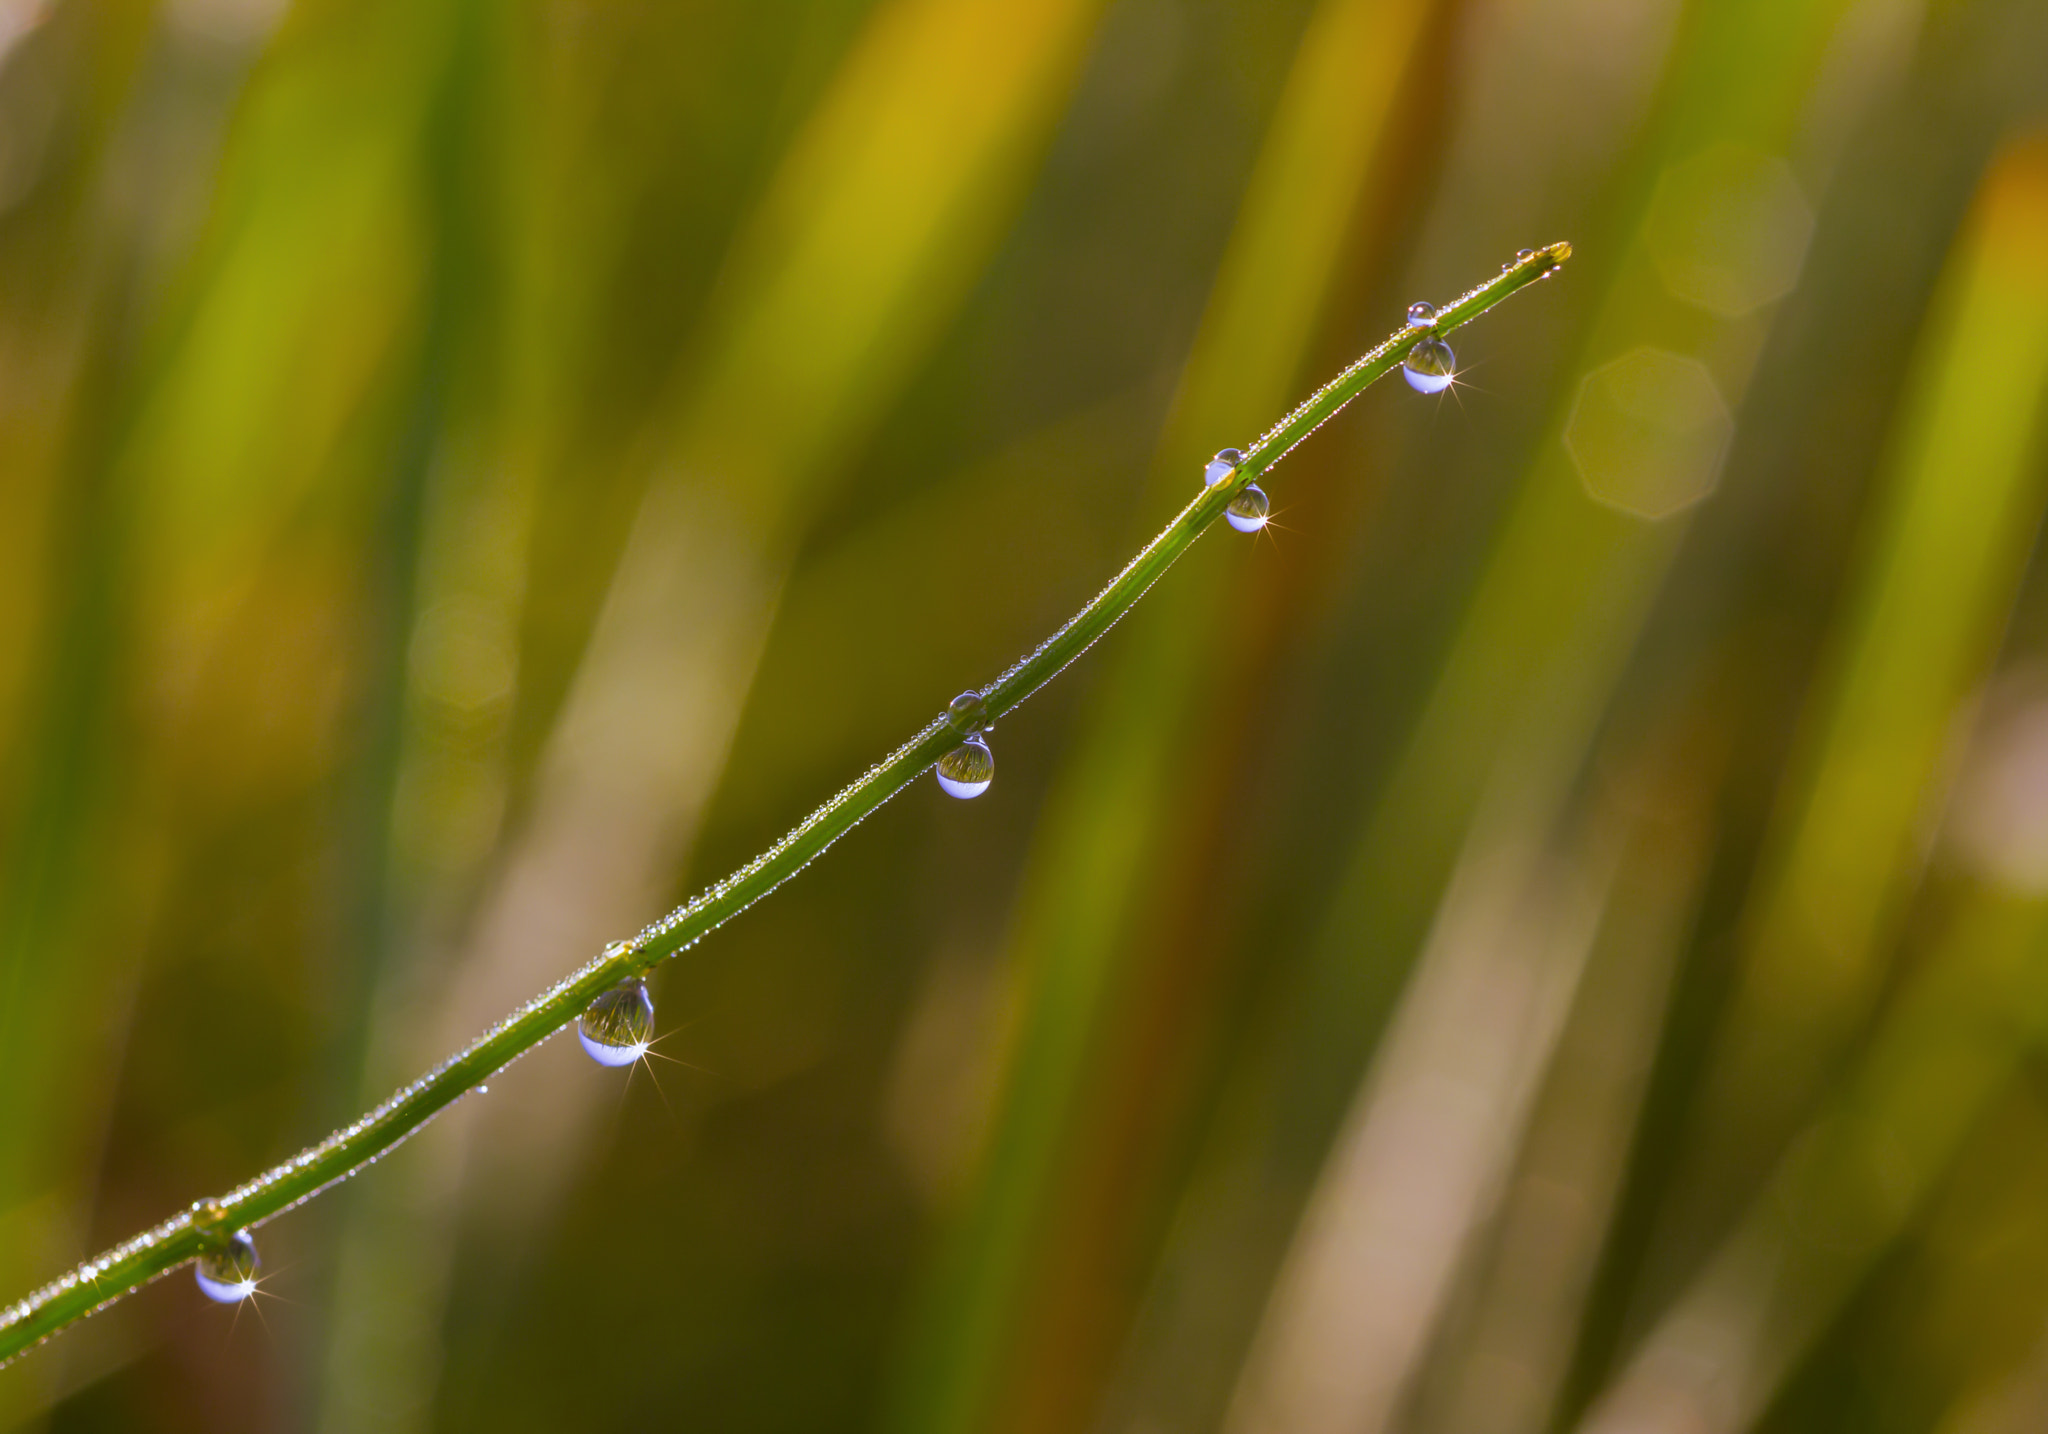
[1516,248,1535,262]
[1226,484,1270,533]
[1403,337,1455,394]
[579,978,654,1067]
[947,690,988,735]
[195,1230,259,1303]
[937,734,993,799]
[1406,301,1436,328]
[1203,448,1244,487]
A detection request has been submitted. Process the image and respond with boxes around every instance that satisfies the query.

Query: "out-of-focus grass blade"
[1409,760,1713,1434]
[0,8,179,1416]
[1099,0,1877,1422]
[1573,131,2048,1434]
[670,0,1106,527]
[432,0,1106,1231]
[1226,773,1628,1434]
[316,0,1110,1423]
[1580,889,2048,1434]
[1658,129,2048,1249]
[0,0,444,1379]
[1298,0,1865,1138]
[887,1,1448,1430]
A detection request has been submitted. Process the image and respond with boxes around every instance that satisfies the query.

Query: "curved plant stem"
[0,242,1569,1367]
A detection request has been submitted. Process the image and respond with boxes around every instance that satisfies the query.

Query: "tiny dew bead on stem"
[0,241,1569,1367]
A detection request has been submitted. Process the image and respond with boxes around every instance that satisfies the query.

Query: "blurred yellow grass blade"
[124,11,449,611]
[1161,0,1441,457]
[431,0,1105,1230]
[1153,0,1893,1426]
[314,1,1108,1426]
[1574,133,2048,1434]
[886,2,1446,1431]
[1665,130,2048,1239]
[1305,0,1868,1072]
[0,0,448,1323]
[676,0,1106,525]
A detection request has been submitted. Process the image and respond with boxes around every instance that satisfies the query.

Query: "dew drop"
[1406,301,1436,328]
[937,734,993,799]
[195,1230,259,1303]
[1203,448,1244,488]
[1226,484,1270,533]
[1403,337,1455,394]
[947,689,988,735]
[1516,248,1535,262]
[579,978,654,1067]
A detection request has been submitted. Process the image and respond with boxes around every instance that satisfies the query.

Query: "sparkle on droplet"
[1226,484,1269,534]
[579,979,654,1067]
[195,1230,259,1303]
[1406,301,1436,328]
[937,734,994,799]
[1203,448,1244,487]
[947,690,988,735]
[1403,337,1455,394]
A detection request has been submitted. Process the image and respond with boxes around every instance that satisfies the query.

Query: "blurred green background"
[4,0,2048,1431]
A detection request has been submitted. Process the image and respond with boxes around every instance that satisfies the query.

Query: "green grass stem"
[0,241,1568,1367]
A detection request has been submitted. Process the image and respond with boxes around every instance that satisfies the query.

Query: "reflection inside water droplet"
[1203,448,1244,487]
[1226,484,1269,533]
[937,735,994,799]
[1403,338,1455,394]
[579,979,655,1066]
[195,1230,259,1303]
[1406,301,1436,328]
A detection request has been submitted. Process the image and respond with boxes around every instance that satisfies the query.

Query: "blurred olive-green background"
[5,0,2048,1431]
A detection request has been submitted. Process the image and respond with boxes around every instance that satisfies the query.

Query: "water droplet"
[947,690,988,735]
[937,734,993,799]
[1516,248,1535,262]
[1403,338,1455,394]
[1406,301,1436,328]
[1226,484,1269,533]
[1203,448,1244,488]
[579,978,654,1067]
[195,1231,259,1303]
